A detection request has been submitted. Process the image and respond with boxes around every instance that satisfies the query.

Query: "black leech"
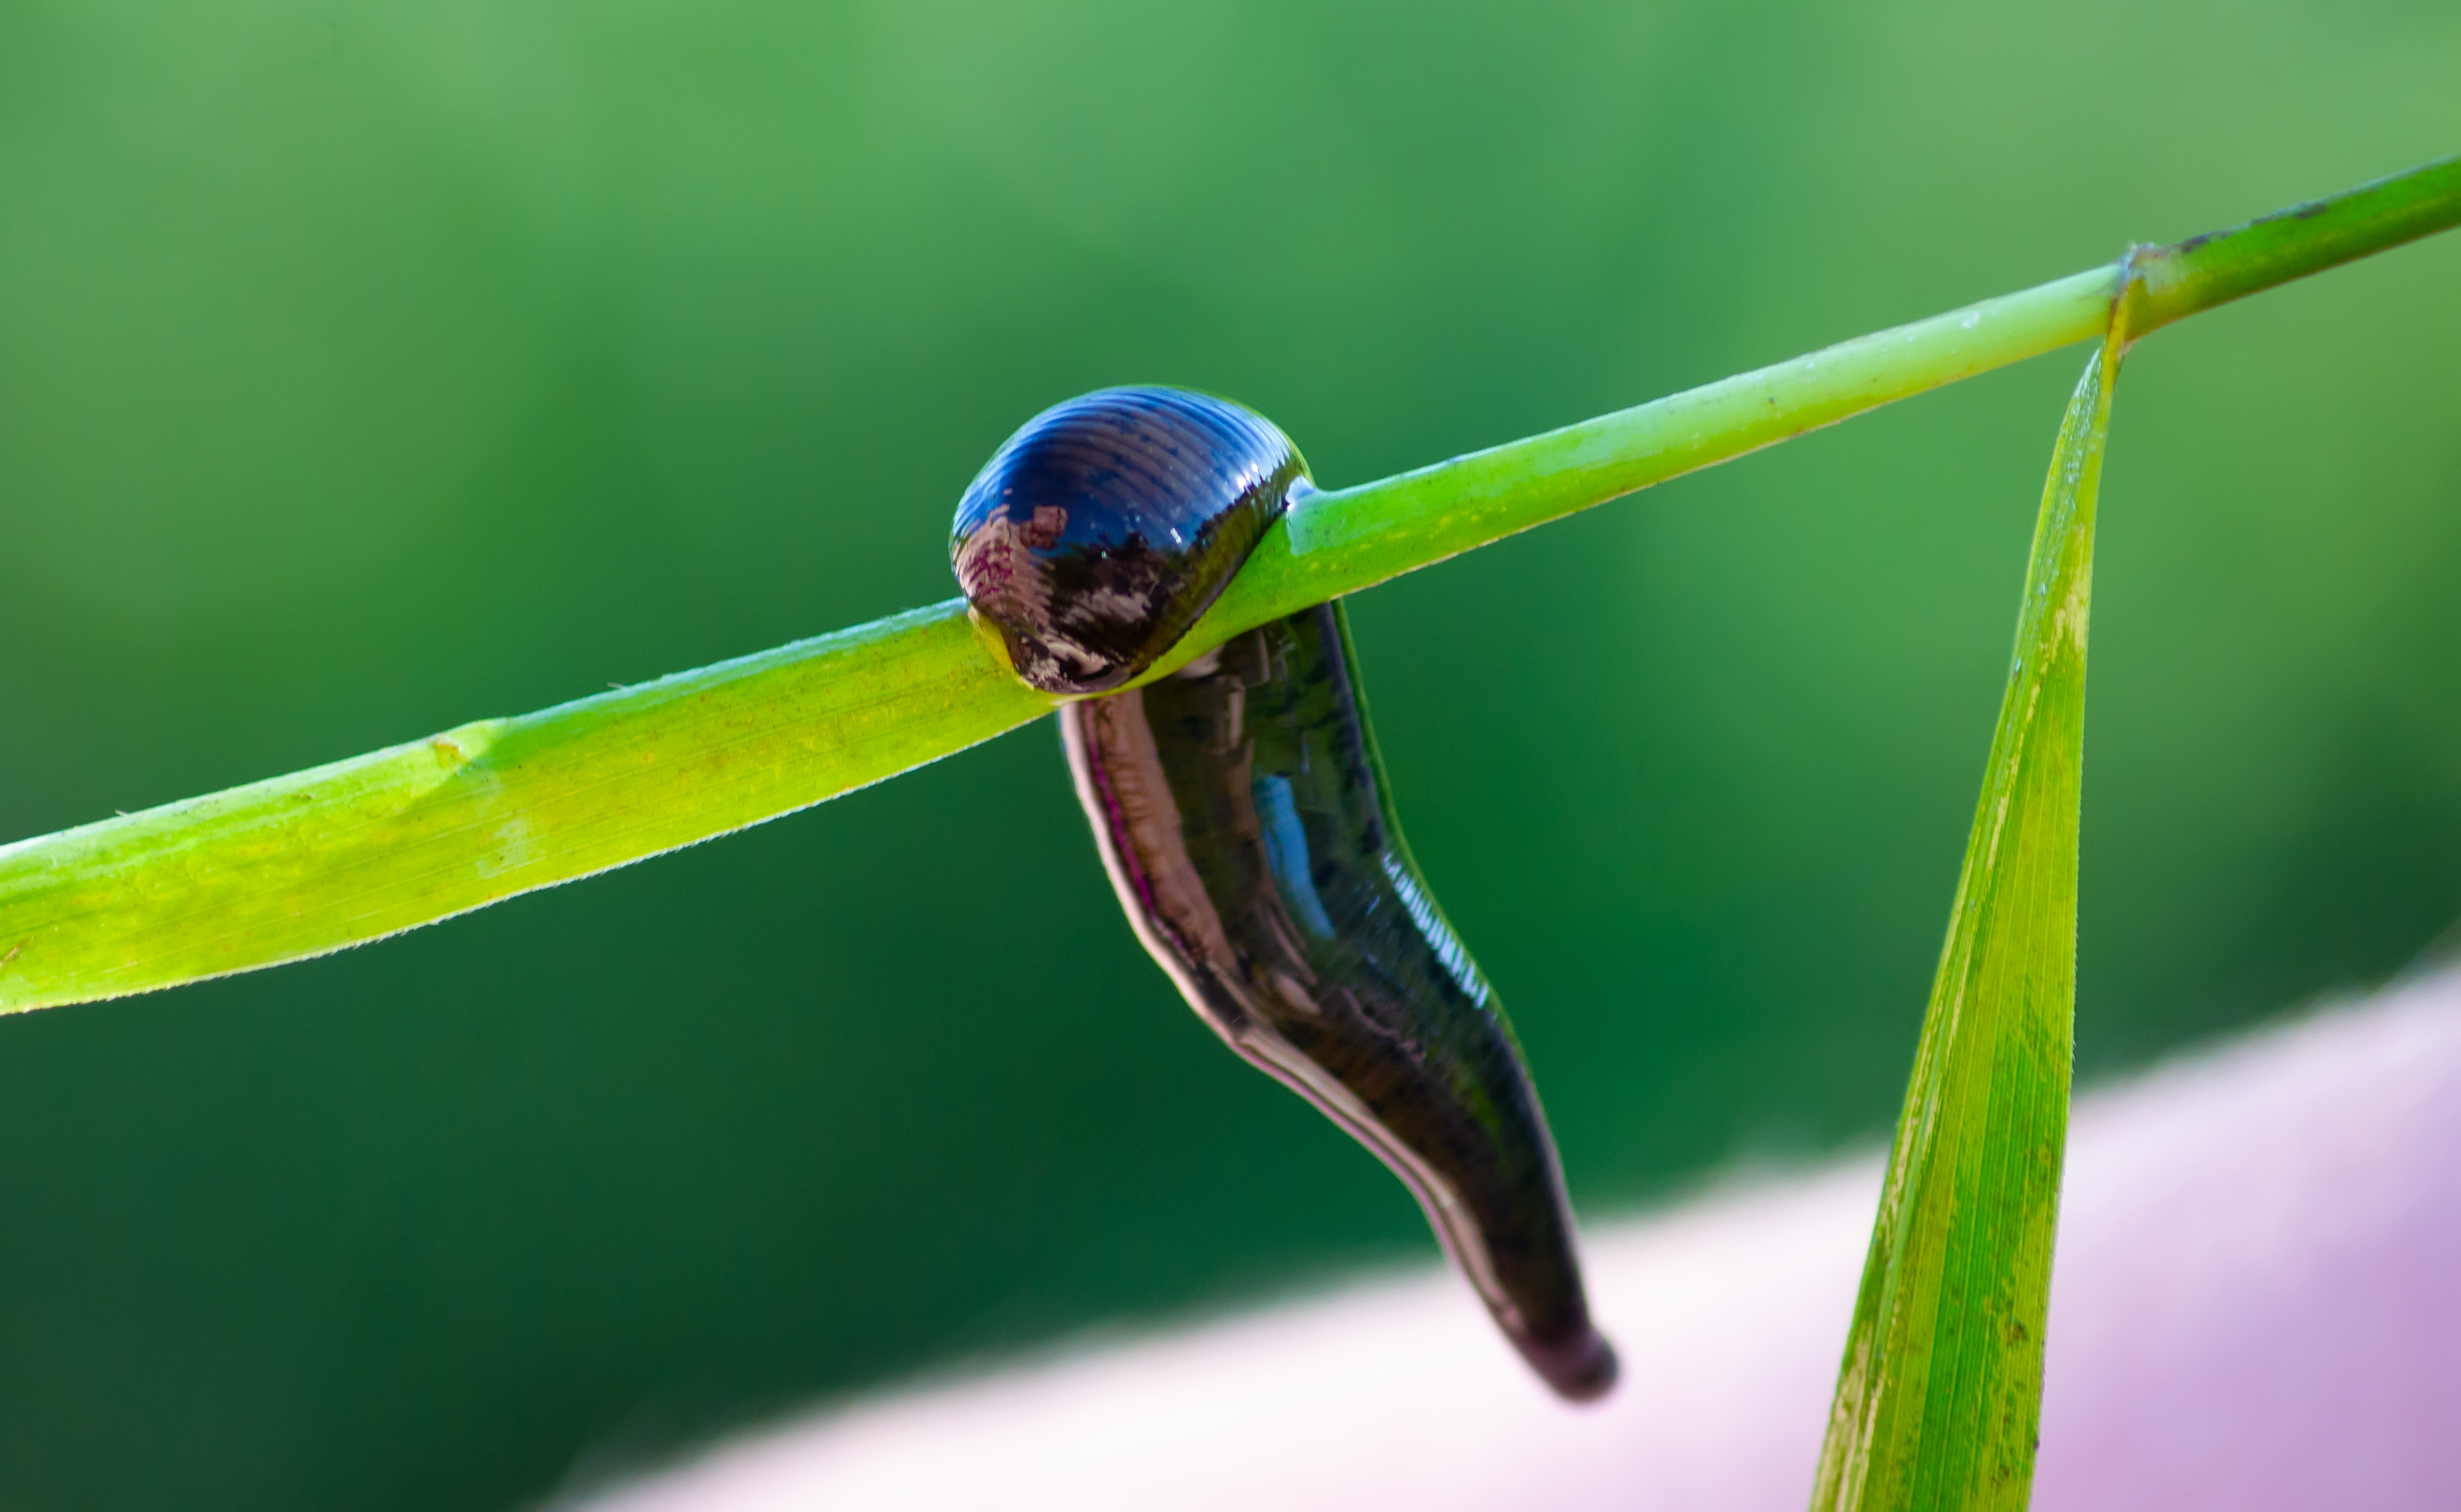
[952,387,1616,1401]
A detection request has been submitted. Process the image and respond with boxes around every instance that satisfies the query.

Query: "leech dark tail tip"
[1526,1328,1620,1404]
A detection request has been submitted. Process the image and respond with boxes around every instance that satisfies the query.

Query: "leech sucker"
[951,387,1304,696]
[953,386,1615,1401]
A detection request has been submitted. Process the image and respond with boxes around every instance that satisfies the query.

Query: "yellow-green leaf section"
[1808,297,2128,1510]
[0,605,1053,1012]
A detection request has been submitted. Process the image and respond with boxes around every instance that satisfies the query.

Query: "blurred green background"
[2,2,2456,1506]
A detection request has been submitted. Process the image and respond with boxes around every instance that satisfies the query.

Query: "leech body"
[1065,604,1615,1399]
[954,387,1614,1401]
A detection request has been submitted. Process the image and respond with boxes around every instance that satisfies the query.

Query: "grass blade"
[0,271,2120,1014]
[1807,294,2129,1510]
[2,155,2451,1013]
[0,605,1052,1010]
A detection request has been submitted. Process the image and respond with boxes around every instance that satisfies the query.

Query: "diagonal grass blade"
[1,154,2448,1016]
[1807,296,2130,1510]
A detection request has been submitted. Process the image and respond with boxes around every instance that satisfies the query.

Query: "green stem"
[1187,268,2116,658]
[1190,154,2459,649]
[2133,154,2461,335]
[3,155,2454,1012]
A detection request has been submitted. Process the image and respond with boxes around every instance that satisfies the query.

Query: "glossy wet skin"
[951,387,1304,695]
[953,387,1614,1401]
[1065,605,1615,1399]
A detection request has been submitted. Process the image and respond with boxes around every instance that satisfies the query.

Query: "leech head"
[951,387,1307,695]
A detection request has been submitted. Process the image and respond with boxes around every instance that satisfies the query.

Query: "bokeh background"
[2,3,2456,1507]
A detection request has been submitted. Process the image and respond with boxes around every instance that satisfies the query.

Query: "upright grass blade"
[1807,293,2130,1510]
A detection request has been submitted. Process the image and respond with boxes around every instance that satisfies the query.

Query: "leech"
[952,387,1615,1401]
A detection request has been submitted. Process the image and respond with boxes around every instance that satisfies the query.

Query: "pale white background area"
[574,967,2461,1510]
